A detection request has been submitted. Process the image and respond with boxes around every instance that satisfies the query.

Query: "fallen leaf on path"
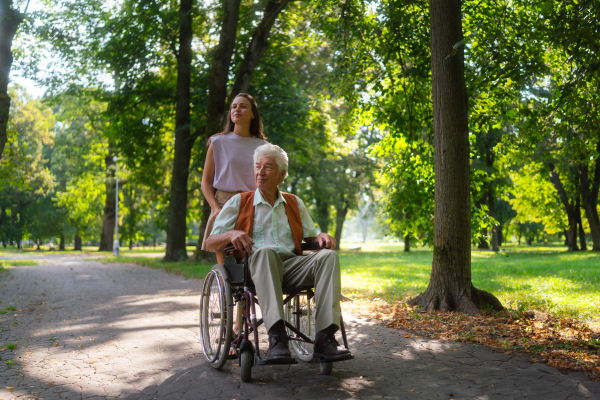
[6,386,15,390]
[404,334,412,338]
[46,383,54,385]
[392,329,396,333]
[54,343,59,347]
[320,382,330,386]
[90,361,98,364]
[406,390,414,392]
[449,348,458,351]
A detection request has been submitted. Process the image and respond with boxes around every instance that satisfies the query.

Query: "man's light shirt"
[211,189,318,257]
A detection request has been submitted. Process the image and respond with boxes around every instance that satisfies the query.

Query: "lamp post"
[113,156,120,256]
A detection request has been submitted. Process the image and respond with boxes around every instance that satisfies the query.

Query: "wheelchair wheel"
[199,264,233,370]
[240,345,253,382]
[285,294,315,362]
[320,362,333,375]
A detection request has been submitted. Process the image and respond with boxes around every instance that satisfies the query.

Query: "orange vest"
[234,191,303,255]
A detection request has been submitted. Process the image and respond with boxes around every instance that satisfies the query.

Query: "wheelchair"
[199,242,351,382]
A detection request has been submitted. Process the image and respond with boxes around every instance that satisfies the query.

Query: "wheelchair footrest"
[256,356,298,365]
[312,353,354,363]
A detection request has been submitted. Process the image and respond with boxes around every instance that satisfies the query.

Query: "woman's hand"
[211,207,222,222]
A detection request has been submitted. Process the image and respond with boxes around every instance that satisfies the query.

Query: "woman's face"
[230,97,254,125]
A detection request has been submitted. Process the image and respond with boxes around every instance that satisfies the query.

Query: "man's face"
[255,156,284,192]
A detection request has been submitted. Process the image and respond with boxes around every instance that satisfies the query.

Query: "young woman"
[201,93,267,266]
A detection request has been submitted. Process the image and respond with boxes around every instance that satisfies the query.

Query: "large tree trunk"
[193,0,242,261]
[579,140,600,251]
[334,206,348,250]
[59,234,65,251]
[74,234,82,251]
[404,234,411,252]
[99,151,116,251]
[164,0,195,261]
[549,163,579,251]
[407,0,502,315]
[0,0,23,159]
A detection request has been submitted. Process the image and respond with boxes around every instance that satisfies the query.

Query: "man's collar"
[254,188,287,206]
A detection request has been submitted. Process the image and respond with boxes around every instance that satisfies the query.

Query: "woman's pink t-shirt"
[210,132,267,192]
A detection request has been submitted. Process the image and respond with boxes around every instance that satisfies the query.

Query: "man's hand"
[230,230,255,254]
[316,232,336,250]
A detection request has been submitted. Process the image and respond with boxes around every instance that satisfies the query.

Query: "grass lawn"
[340,247,600,322]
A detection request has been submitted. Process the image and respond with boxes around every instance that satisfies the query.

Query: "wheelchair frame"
[199,242,351,382]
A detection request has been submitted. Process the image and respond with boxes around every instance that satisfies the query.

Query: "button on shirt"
[211,189,318,257]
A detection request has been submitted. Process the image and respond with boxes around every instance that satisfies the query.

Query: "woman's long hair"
[210,93,267,142]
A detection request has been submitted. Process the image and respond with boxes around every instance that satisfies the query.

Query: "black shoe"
[265,334,293,361]
[313,333,353,363]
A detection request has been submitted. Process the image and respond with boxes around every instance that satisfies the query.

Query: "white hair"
[253,143,289,182]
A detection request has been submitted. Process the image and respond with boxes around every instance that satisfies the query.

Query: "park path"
[1,254,599,400]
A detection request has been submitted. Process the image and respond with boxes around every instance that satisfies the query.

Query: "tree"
[0,0,26,159]
[407,0,502,314]
[0,86,57,247]
[164,0,195,261]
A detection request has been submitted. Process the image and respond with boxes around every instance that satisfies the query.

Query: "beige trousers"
[248,247,341,333]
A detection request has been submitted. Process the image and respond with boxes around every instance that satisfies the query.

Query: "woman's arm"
[201,143,221,218]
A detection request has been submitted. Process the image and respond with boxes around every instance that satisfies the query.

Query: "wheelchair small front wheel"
[319,362,333,375]
[240,345,253,382]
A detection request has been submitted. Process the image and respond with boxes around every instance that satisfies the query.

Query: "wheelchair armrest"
[222,244,236,255]
[301,242,326,251]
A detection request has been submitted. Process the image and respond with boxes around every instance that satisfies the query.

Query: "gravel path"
[0,254,598,400]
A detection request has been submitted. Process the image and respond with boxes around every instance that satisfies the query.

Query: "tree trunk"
[488,191,500,252]
[315,196,330,234]
[407,0,502,314]
[193,0,242,261]
[164,0,195,261]
[404,234,411,252]
[59,234,65,251]
[334,206,348,250]
[579,142,600,251]
[0,1,23,159]
[74,234,82,251]
[549,163,579,251]
[576,194,587,251]
[129,238,133,250]
[227,0,293,104]
[99,151,116,251]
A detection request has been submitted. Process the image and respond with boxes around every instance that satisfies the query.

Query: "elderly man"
[205,143,353,363]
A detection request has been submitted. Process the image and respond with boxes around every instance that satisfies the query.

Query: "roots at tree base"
[407,284,504,315]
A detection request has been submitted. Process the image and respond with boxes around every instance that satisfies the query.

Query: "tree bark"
[129,238,133,250]
[549,163,579,251]
[99,151,116,251]
[576,194,587,251]
[407,0,502,315]
[404,234,411,252]
[59,234,65,251]
[579,139,600,251]
[164,0,195,261]
[74,234,82,251]
[334,206,348,250]
[0,0,23,159]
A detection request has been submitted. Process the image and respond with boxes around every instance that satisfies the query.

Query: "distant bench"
[348,245,362,252]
